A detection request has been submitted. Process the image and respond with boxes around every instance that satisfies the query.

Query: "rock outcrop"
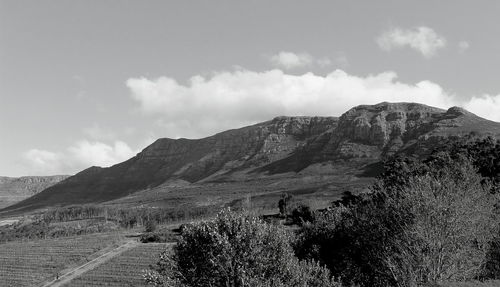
[0,175,69,209]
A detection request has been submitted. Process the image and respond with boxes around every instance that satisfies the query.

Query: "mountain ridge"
[3,102,500,214]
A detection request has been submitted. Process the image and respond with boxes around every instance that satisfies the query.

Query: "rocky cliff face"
[0,175,69,209]
[0,175,68,194]
[261,102,500,173]
[4,102,500,213]
[326,102,445,158]
[328,102,500,159]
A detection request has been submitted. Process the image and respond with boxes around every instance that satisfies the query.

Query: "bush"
[140,231,177,243]
[145,209,341,287]
[290,204,315,225]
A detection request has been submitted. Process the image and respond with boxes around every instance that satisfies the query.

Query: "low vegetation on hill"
[0,203,214,242]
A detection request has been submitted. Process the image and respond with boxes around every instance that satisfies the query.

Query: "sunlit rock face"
[331,102,444,158]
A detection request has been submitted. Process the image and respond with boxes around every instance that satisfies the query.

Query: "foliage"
[145,209,340,287]
[290,204,315,225]
[384,163,498,283]
[0,203,216,242]
[446,136,500,186]
[41,204,214,228]
[295,156,499,286]
[278,193,293,217]
[0,218,119,242]
[140,231,177,243]
[483,231,500,279]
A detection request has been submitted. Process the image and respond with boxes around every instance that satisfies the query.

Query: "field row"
[67,243,170,286]
[0,232,126,287]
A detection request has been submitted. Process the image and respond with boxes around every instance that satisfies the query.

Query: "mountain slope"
[3,116,337,212]
[0,175,69,209]
[4,102,500,214]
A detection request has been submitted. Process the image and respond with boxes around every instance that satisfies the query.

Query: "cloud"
[463,94,500,122]
[23,140,136,175]
[270,52,314,69]
[24,149,66,175]
[377,26,446,58]
[269,51,348,70]
[127,68,473,139]
[67,140,134,168]
[458,41,470,53]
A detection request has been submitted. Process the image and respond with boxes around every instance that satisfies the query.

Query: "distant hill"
[3,102,500,214]
[0,175,69,209]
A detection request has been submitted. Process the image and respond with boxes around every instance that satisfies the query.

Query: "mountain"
[0,175,69,209]
[3,102,500,214]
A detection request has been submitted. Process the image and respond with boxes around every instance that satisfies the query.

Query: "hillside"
[3,102,500,214]
[0,175,69,209]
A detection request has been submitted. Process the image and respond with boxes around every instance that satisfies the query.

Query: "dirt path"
[41,240,139,287]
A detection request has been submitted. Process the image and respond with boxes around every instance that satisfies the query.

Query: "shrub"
[140,231,177,243]
[145,209,341,287]
[290,204,315,225]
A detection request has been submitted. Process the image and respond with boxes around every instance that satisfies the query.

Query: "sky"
[1,0,500,176]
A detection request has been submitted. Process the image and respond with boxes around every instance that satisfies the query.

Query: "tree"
[383,162,499,284]
[295,157,499,286]
[278,193,293,217]
[144,209,340,287]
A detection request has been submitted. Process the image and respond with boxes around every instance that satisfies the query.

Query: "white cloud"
[458,41,470,53]
[127,68,470,139]
[269,51,348,70]
[463,94,500,122]
[270,51,314,69]
[68,140,134,168]
[127,68,500,139]
[23,140,136,175]
[377,26,446,58]
[24,149,66,175]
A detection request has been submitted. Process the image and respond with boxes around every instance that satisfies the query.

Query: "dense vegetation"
[145,209,340,287]
[0,204,213,242]
[146,137,500,286]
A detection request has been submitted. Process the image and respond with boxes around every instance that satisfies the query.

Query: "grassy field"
[0,232,127,287]
[66,243,170,286]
